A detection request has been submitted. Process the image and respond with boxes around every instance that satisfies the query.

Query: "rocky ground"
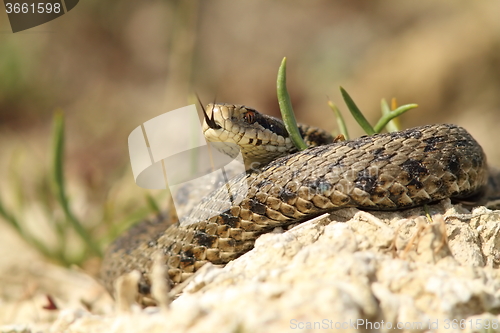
[2,200,500,333]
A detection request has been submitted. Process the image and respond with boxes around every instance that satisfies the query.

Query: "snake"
[101,103,493,305]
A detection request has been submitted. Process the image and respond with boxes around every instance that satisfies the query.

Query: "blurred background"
[0,0,500,314]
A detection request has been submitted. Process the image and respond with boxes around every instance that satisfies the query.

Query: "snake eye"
[243,110,256,124]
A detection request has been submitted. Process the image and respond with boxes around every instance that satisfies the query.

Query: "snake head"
[201,103,300,170]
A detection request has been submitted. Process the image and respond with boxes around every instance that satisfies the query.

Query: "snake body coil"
[101,104,489,302]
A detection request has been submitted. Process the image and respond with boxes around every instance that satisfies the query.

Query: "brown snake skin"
[101,104,489,304]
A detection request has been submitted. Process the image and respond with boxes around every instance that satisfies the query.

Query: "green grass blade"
[327,99,349,140]
[373,104,418,133]
[340,87,375,135]
[380,99,400,132]
[145,193,161,215]
[381,98,390,115]
[52,110,102,257]
[0,194,23,235]
[0,194,55,258]
[277,57,308,151]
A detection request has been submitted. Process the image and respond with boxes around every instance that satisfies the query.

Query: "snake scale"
[101,103,491,304]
